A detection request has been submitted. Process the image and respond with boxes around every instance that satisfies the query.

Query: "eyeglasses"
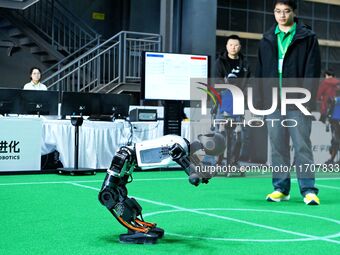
[274,9,292,15]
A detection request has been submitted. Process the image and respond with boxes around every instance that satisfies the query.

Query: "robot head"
[197,132,226,156]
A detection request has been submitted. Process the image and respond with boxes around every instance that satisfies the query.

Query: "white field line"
[69,182,340,245]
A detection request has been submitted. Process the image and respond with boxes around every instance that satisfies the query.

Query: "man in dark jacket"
[254,0,321,205]
[215,34,250,90]
[214,35,251,167]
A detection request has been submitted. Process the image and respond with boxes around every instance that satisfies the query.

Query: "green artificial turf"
[0,171,339,255]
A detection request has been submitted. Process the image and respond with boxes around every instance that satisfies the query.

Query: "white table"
[42,119,165,169]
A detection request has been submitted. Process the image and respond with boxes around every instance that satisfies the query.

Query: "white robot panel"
[135,135,189,170]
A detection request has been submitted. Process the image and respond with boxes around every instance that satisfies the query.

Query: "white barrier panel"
[266,121,332,165]
[310,121,332,164]
[0,118,42,171]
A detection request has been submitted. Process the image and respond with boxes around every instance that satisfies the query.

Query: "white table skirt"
[42,120,167,169]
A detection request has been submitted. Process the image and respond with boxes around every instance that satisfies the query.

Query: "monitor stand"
[58,116,96,175]
[163,101,183,136]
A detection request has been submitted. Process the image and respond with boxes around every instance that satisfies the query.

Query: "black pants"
[219,124,241,165]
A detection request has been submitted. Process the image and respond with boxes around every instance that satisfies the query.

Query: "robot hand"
[168,141,209,186]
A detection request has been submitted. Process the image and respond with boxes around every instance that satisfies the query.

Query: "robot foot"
[134,219,164,238]
[148,227,164,239]
[119,231,159,244]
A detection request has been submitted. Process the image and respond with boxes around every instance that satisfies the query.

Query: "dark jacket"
[253,20,321,111]
[214,52,251,91]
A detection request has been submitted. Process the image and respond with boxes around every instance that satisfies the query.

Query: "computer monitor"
[61,92,101,116]
[99,93,132,118]
[0,88,21,115]
[141,51,209,101]
[19,90,58,115]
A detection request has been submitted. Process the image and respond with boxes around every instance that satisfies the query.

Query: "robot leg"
[98,147,163,244]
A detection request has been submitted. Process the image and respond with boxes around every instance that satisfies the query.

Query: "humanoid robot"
[98,133,225,244]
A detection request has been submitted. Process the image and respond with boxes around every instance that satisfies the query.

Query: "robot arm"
[169,141,210,186]
[98,134,225,244]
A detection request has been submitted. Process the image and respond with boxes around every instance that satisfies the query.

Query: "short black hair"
[29,67,41,75]
[324,69,335,77]
[226,34,241,44]
[273,0,297,11]
[29,67,42,80]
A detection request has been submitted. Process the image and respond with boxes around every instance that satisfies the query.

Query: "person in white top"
[23,67,47,91]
